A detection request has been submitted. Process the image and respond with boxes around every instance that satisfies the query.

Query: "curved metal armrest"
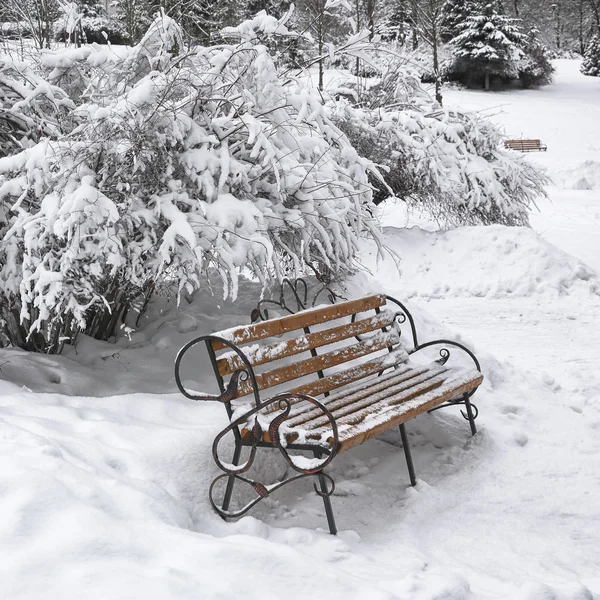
[384,295,481,373]
[213,392,339,477]
[412,339,482,372]
[385,295,419,349]
[174,334,261,406]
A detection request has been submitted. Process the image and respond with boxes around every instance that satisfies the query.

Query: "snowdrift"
[557,160,600,190]
[360,224,598,299]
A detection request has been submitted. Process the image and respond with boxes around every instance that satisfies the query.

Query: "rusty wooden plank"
[234,329,400,398]
[216,310,396,376]
[210,294,386,351]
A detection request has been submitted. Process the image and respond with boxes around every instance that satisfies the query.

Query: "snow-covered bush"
[0,55,74,158]
[581,35,600,77]
[332,99,548,227]
[0,14,382,353]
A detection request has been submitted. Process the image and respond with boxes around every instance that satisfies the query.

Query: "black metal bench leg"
[313,450,337,535]
[222,440,242,513]
[463,395,477,436]
[399,423,417,487]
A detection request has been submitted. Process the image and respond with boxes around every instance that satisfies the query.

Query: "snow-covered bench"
[174,285,483,534]
[504,139,548,152]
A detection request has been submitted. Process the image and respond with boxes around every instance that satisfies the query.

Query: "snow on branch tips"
[0,14,382,353]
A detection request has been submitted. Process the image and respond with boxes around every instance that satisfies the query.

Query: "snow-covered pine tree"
[449,1,526,89]
[518,27,554,87]
[581,34,600,77]
[440,0,476,42]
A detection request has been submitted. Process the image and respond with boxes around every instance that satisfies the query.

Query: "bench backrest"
[208,294,406,403]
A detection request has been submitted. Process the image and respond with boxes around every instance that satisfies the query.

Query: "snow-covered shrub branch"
[0,14,382,352]
[0,54,74,159]
[332,98,548,227]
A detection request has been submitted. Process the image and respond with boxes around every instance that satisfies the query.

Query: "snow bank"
[0,388,398,600]
[360,223,598,299]
[556,160,600,190]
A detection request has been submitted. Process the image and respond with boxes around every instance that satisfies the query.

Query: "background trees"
[581,33,600,74]
[4,0,61,49]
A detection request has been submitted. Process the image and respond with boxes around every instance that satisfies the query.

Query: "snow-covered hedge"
[0,15,382,352]
[333,100,548,227]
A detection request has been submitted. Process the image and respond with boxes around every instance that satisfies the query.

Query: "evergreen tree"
[518,27,555,87]
[56,0,128,44]
[581,34,600,76]
[449,1,526,89]
[440,0,477,42]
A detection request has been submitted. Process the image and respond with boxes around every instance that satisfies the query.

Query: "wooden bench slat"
[336,374,483,452]
[241,370,482,448]
[330,372,450,428]
[286,364,443,427]
[211,294,387,351]
[235,329,400,398]
[216,309,396,377]
[262,348,409,413]
[294,367,448,429]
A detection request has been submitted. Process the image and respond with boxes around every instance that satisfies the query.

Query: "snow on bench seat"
[240,364,483,452]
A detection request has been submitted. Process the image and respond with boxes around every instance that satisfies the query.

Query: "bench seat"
[240,363,482,452]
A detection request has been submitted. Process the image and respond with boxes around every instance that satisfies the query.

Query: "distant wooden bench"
[504,139,547,152]
[175,283,483,534]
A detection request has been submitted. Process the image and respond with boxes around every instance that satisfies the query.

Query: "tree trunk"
[590,0,600,31]
[411,0,418,49]
[366,0,375,40]
[432,26,443,105]
[484,71,490,90]
[318,11,324,91]
[355,0,360,76]
[554,2,562,50]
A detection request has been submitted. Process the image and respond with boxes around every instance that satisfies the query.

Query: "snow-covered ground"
[1,60,599,599]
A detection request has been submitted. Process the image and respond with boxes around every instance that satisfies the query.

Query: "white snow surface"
[1,60,600,599]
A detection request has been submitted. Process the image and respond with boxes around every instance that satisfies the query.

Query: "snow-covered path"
[443,60,600,273]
